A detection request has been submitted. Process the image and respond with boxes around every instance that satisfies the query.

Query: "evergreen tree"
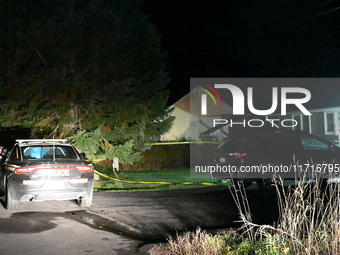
[0,0,173,163]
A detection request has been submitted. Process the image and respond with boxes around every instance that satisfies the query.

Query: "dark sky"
[142,0,340,105]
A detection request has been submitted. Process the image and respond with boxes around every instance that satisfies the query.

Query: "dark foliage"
[0,0,173,163]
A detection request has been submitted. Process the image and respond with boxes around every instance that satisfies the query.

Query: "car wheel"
[256,178,275,190]
[6,181,19,211]
[77,191,93,208]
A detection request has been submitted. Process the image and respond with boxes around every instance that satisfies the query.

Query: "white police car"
[0,139,94,210]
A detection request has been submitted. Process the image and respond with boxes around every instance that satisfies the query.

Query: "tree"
[0,0,173,163]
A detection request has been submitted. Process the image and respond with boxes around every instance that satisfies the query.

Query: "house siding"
[289,111,339,143]
[274,110,340,145]
[311,112,325,135]
[162,107,190,141]
[163,89,233,142]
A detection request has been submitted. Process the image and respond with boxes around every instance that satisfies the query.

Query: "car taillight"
[74,166,93,172]
[14,166,37,174]
[228,152,247,159]
[14,165,94,174]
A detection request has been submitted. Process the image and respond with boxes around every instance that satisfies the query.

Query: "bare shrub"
[149,228,242,255]
[274,178,340,254]
[150,178,340,254]
[236,178,340,255]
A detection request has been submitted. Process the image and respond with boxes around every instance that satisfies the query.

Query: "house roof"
[171,78,340,117]
[172,88,233,117]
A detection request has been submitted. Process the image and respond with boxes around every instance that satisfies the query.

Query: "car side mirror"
[78,150,87,159]
[330,144,339,151]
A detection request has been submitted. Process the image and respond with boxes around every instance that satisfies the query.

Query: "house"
[284,106,340,146]
[200,107,340,146]
[161,88,232,141]
[163,79,340,145]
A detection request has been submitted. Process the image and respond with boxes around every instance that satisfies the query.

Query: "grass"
[232,178,340,254]
[93,167,231,192]
[150,228,250,255]
[152,178,340,255]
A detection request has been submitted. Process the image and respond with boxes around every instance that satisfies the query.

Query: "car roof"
[229,130,310,139]
[219,130,314,148]
[219,130,335,148]
[15,139,71,146]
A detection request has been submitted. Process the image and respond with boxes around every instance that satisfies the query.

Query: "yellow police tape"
[94,169,219,186]
[92,141,220,186]
[148,141,219,145]
[92,141,219,162]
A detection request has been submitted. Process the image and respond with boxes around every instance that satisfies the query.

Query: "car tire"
[6,181,19,211]
[77,191,93,208]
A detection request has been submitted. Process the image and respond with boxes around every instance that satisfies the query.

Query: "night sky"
[142,0,340,105]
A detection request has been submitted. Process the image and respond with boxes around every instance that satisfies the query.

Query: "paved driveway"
[0,186,279,254]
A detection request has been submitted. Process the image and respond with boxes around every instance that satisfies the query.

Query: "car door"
[0,145,19,192]
[2,145,22,174]
[272,134,307,165]
[299,135,340,178]
[300,136,339,163]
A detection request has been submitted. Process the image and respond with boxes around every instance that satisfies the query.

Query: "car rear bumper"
[19,190,92,202]
[7,175,94,202]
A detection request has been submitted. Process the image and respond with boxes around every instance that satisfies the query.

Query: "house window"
[325,112,335,133]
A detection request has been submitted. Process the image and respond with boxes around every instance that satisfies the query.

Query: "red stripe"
[14,164,93,174]
[203,84,223,105]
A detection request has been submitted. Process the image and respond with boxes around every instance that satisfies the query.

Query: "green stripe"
[200,87,217,106]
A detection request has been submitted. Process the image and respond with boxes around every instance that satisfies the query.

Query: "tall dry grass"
[274,179,340,254]
[150,178,339,254]
[233,178,340,254]
[149,228,241,255]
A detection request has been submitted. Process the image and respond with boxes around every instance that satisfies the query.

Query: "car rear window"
[218,138,251,152]
[22,145,78,160]
[252,138,273,150]
[300,136,331,151]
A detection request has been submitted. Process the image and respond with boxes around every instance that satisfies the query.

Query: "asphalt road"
[0,185,279,254]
